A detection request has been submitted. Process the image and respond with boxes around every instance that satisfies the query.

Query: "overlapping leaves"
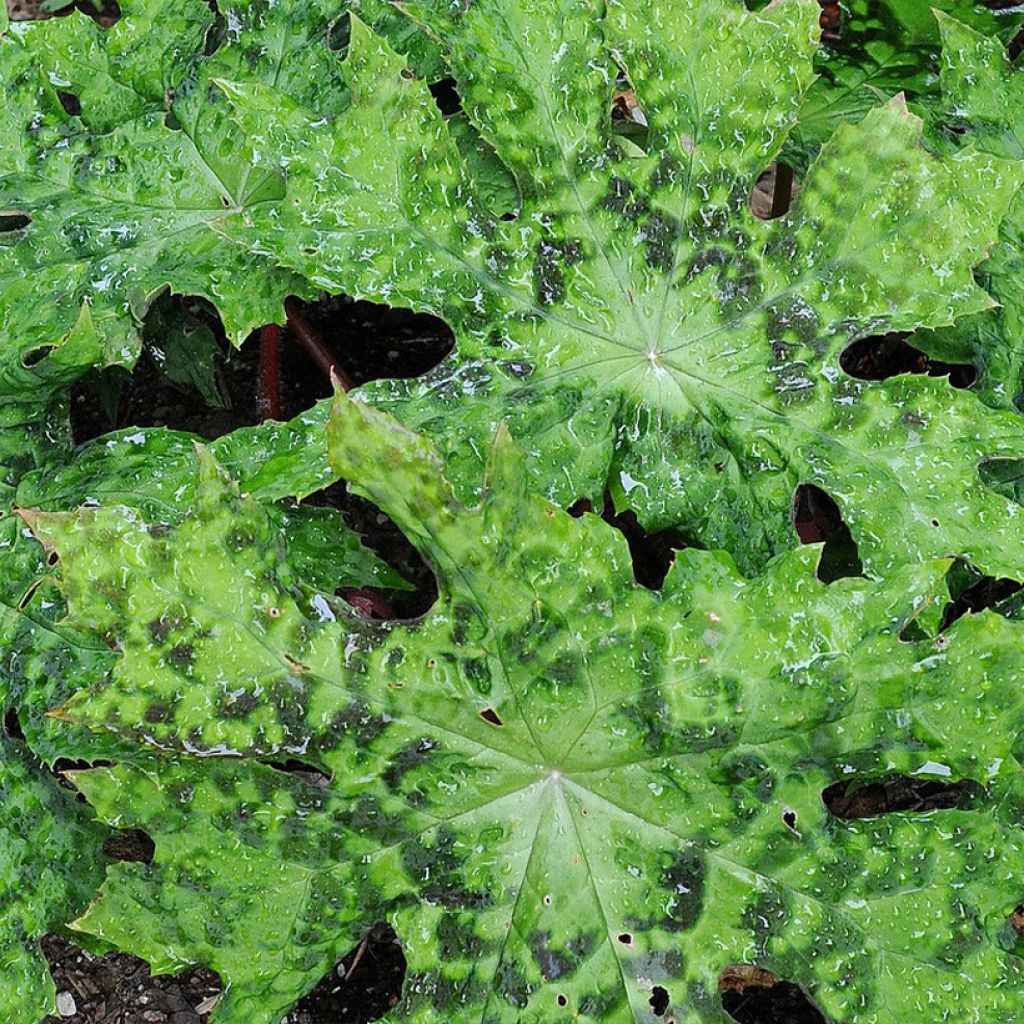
[217,0,1024,577]
[23,392,1024,1023]
[4,4,1024,1024]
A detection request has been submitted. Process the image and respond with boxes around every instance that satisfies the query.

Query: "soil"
[719,964,829,1024]
[40,934,221,1024]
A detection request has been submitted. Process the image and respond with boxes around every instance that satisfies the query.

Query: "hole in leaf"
[285,922,405,1024]
[940,569,1023,632]
[979,457,1024,506]
[50,758,113,806]
[282,294,455,397]
[71,291,455,444]
[0,213,31,232]
[326,14,349,51]
[337,587,396,620]
[70,293,257,443]
[557,993,568,1007]
[781,807,799,832]
[822,774,984,820]
[82,0,121,27]
[1011,25,1024,62]
[21,344,54,368]
[750,162,795,220]
[611,87,648,127]
[791,484,862,583]
[429,77,462,117]
[720,964,829,1024]
[1011,904,1024,935]
[265,759,332,787]
[616,932,633,946]
[56,90,82,116]
[649,985,670,1017]
[817,0,842,45]
[839,332,977,388]
[596,494,687,589]
[101,828,155,864]
[479,707,503,727]
[3,706,25,741]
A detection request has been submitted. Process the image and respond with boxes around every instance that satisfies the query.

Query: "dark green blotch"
[168,643,194,667]
[452,601,480,646]
[495,958,532,1009]
[323,699,390,747]
[218,688,260,719]
[143,700,174,724]
[227,526,256,551]
[545,649,584,689]
[577,987,624,1017]
[603,176,649,220]
[462,656,492,695]
[686,246,729,281]
[148,617,172,644]
[402,828,492,910]
[650,152,684,191]
[382,737,438,790]
[643,211,680,272]
[437,913,484,960]
[660,850,705,932]
[527,930,575,980]
[743,889,788,956]
[620,689,670,754]
[534,239,584,306]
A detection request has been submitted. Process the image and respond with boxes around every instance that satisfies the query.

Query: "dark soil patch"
[283,923,405,1024]
[40,934,221,1024]
[719,964,829,1024]
[305,481,438,620]
[71,293,453,445]
[39,923,404,1024]
[839,331,977,389]
[822,774,984,819]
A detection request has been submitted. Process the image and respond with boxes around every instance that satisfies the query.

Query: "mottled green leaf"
[910,17,1024,415]
[219,2,1024,576]
[0,736,107,1024]
[792,0,1023,149]
[0,0,335,403]
[34,394,1024,1022]
[5,406,403,760]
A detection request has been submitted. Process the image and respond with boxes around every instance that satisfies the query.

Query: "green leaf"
[36,393,1024,1022]
[909,17,1024,414]
[6,406,404,759]
[0,0,334,403]
[0,736,107,1024]
[218,3,1024,576]
[142,293,226,408]
[793,0,1023,149]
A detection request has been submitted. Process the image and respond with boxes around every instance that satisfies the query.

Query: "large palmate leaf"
[909,17,1024,417]
[30,393,1024,1023]
[0,737,108,1024]
[220,1,1024,576]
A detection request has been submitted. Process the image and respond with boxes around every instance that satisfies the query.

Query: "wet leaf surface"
[27,394,1024,1024]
